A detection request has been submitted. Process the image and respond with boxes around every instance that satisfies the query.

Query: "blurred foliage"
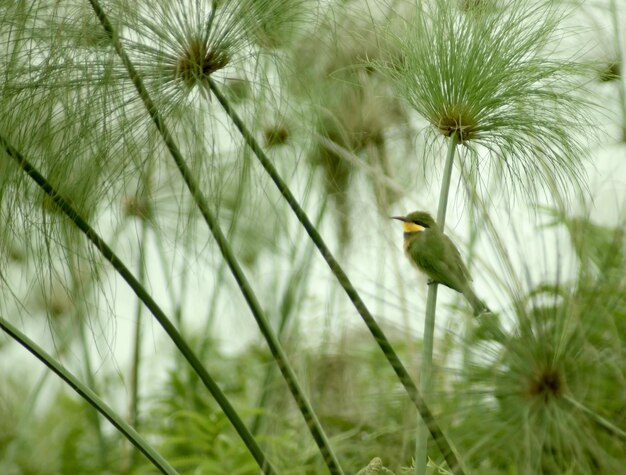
[0,378,113,475]
[2,210,626,472]
[288,2,410,246]
[440,211,626,474]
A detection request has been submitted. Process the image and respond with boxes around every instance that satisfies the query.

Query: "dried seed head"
[264,125,290,147]
[598,61,620,83]
[174,38,230,87]
[380,0,592,202]
[436,105,479,143]
[526,366,564,403]
[123,195,153,221]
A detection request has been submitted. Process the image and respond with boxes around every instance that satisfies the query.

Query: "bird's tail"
[462,286,490,316]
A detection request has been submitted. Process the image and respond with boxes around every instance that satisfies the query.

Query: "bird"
[392,210,489,316]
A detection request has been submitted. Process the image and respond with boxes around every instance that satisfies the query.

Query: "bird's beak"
[391,216,408,222]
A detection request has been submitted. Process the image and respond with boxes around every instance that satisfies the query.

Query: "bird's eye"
[414,220,429,228]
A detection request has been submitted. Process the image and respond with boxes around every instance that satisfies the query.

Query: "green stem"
[565,395,626,441]
[202,151,251,339]
[462,204,478,372]
[0,369,49,472]
[0,134,276,475]
[436,133,460,228]
[208,78,464,474]
[609,0,626,142]
[0,316,178,475]
[173,224,192,326]
[72,267,109,468]
[85,3,342,472]
[415,132,459,475]
[61,230,109,467]
[125,217,149,472]
[251,193,327,436]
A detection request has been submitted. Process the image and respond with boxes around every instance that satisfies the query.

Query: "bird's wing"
[409,232,466,292]
[442,234,472,282]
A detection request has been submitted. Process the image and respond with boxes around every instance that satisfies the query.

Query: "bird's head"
[391,211,437,234]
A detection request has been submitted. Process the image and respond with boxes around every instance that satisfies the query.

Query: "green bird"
[392,211,489,316]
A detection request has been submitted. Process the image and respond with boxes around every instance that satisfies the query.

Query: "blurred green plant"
[0,1,623,475]
[438,210,626,474]
[377,1,595,471]
[382,0,592,203]
[290,2,409,245]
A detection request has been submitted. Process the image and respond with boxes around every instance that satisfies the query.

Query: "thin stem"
[208,78,464,474]
[202,151,251,338]
[415,131,459,475]
[85,3,342,472]
[0,316,179,475]
[173,224,192,326]
[251,193,327,436]
[125,217,149,472]
[0,369,49,472]
[436,133,459,228]
[0,133,276,475]
[462,201,478,372]
[152,222,183,325]
[61,230,109,466]
[609,0,626,142]
[565,395,626,441]
[415,285,439,475]
[72,267,109,468]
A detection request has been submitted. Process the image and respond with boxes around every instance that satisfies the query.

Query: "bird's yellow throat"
[402,222,425,233]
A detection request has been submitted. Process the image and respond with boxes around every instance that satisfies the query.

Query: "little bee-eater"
[392,211,489,316]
